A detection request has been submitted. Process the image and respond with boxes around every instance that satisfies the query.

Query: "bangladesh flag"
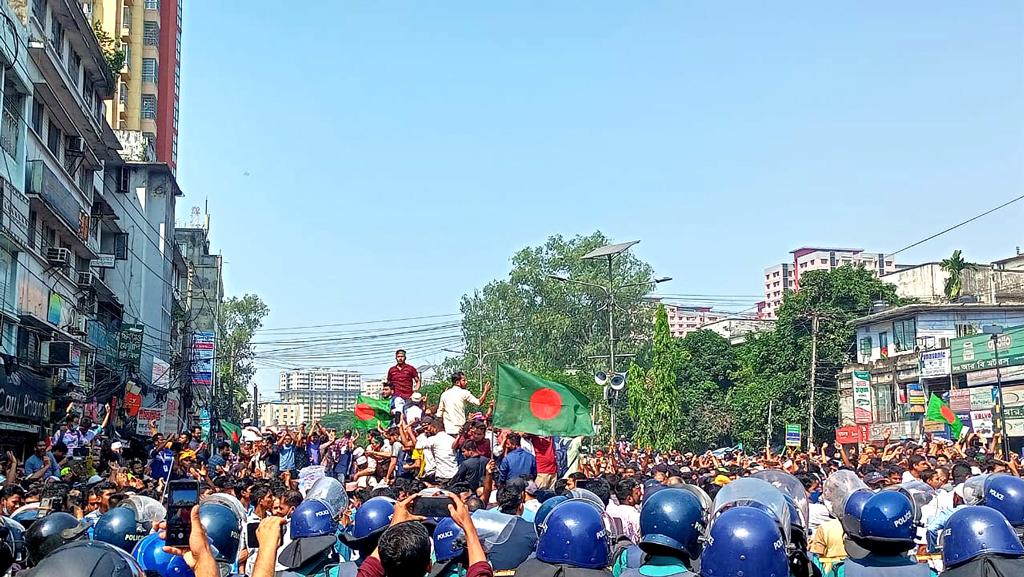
[353,395,391,430]
[220,421,242,451]
[926,394,964,439]
[493,364,594,437]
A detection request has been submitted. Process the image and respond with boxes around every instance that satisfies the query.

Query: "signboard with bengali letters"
[853,371,873,424]
[951,326,1024,374]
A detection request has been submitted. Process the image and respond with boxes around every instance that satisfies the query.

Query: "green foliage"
[627,305,682,451]
[92,21,125,87]
[214,295,270,423]
[940,250,972,301]
[320,412,354,432]
[676,330,734,450]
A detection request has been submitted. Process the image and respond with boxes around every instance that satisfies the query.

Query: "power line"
[887,193,1024,258]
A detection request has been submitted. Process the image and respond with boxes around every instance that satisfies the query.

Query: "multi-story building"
[700,317,775,345]
[645,299,726,338]
[278,368,362,423]
[259,401,306,428]
[760,247,897,319]
[175,218,223,416]
[361,379,384,399]
[87,0,181,170]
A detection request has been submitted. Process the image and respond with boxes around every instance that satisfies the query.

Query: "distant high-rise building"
[646,298,727,338]
[759,247,897,319]
[361,379,385,399]
[278,368,362,423]
[88,0,182,170]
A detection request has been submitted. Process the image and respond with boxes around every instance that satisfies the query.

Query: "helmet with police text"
[290,498,337,538]
[340,496,395,549]
[840,490,873,538]
[534,496,568,532]
[27,540,144,577]
[24,511,87,565]
[198,502,242,563]
[132,533,195,577]
[93,508,150,553]
[858,491,916,544]
[3,516,26,566]
[432,517,466,563]
[537,500,610,569]
[983,474,1024,528]
[942,506,1024,568]
[699,506,788,577]
[639,488,704,561]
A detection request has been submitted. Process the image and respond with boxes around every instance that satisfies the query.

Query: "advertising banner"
[136,408,163,436]
[152,358,171,388]
[907,382,926,412]
[970,410,994,436]
[785,424,802,447]
[949,389,972,412]
[118,324,145,369]
[835,426,863,444]
[190,332,215,386]
[952,326,1024,374]
[853,371,873,424]
[969,387,996,411]
[869,420,919,441]
[920,350,951,378]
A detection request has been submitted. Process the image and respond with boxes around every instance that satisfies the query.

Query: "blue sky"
[176,2,1024,398]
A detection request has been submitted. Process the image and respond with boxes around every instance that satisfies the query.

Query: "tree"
[940,250,972,301]
[320,412,354,432]
[627,305,682,451]
[676,330,736,450]
[92,21,125,87]
[728,265,904,448]
[215,295,270,422]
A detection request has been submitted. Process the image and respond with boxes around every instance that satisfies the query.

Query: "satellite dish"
[609,373,626,391]
[594,371,609,386]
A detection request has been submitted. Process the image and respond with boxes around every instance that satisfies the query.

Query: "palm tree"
[940,250,971,301]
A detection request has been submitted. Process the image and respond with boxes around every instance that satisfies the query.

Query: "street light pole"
[606,255,617,441]
[985,325,1010,458]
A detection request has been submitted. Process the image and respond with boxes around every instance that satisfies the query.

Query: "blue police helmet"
[839,490,873,539]
[290,498,338,539]
[30,540,145,577]
[942,506,1024,568]
[133,533,195,577]
[699,506,788,577]
[432,517,466,562]
[858,491,915,543]
[537,500,610,569]
[93,508,150,553]
[638,488,704,561]
[342,497,395,543]
[24,511,86,565]
[534,496,568,531]
[983,474,1024,527]
[198,502,242,563]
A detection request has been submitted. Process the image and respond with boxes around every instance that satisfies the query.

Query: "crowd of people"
[1,350,1024,576]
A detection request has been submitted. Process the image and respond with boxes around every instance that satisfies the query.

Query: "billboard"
[853,371,873,424]
[190,331,215,386]
[951,326,1024,374]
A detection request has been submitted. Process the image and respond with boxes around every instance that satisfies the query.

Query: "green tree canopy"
[627,305,683,451]
[215,295,270,423]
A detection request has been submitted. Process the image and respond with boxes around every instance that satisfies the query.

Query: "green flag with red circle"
[493,364,594,436]
[353,395,391,430]
[926,393,964,439]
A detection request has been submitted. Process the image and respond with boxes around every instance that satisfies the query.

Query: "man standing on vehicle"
[437,372,490,436]
[386,349,419,404]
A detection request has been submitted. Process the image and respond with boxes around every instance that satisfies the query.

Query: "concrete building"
[361,378,384,399]
[700,317,775,345]
[646,298,727,338]
[259,401,306,428]
[279,368,362,423]
[760,248,897,319]
[880,262,1024,305]
[175,219,222,416]
[86,0,181,170]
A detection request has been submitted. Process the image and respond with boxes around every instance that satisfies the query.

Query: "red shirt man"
[529,435,558,489]
[386,349,419,399]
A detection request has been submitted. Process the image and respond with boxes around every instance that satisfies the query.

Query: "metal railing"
[0,107,17,159]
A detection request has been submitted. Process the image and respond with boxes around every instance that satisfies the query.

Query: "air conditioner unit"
[68,316,88,336]
[66,137,84,154]
[40,341,73,366]
[46,247,71,267]
[76,271,94,288]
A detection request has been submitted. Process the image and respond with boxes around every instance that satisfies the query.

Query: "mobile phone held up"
[166,479,200,547]
[411,495,454,518]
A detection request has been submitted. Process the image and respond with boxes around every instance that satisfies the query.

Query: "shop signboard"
[966,365,1024,387]
[835,426,864,444]
[952,326,1024,374]
[117,324,145,369]
[868,420,919,441]
[136,408,163,435]
[190,331,215,386]
[853,371,873,424]
[970,410,994,436]
[949,389,971,412]
[920,350,951,378]
[970,387,996,411]
[907,382,926,413]
[785,424,802,447]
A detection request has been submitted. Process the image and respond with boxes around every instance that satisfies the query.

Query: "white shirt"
[605,502,641,543]
[416,431,458,479]
[405,404,423,423]
[437,387,480,435]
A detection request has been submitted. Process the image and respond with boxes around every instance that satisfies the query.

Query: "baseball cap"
[863,472,887,486]
[411,392,423,402]
[525,482,539,496]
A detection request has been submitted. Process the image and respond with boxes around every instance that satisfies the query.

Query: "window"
[122,42,130,69]
[46,119,61,158]
[892,318,917,353]
[119,81,128,105]
[879,331,889,358]
[49,15,63,56]
[145,0,160,8]
[144,21,159,46]
[859,336,873,360]
[66,50,81,86]
[31,100,43,134]
[142,58,158,83]
[142,131,155,146]
[32,0,45,25]
[122,6,131,31]
[141,94,157,119]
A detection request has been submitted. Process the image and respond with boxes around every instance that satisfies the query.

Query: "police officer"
[699,506,789,577]
[514,499,613,577]
[133,532,195,577]
[842,491,928,577]
[431,517,468,577]
[198,501,244,573]
[339,496,395,567]
[941,506,1024,577]
[277,498,342,577]
[18,540,145,577]
[93,507,152,553]
[980,474,1024,537]
[619,488,703,577]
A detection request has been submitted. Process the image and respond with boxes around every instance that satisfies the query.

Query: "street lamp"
[548,240,672,441]
[983,324,1011,458]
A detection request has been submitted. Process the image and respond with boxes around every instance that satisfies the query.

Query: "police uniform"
[514,556,613,577]
[619,555,696,577]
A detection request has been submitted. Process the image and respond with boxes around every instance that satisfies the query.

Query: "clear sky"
[175,2,1024,399]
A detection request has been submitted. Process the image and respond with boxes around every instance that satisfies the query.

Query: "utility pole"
[766,400,773,454]
[607,255,617,443]
[808,315,819,451]
[253,384,258,425]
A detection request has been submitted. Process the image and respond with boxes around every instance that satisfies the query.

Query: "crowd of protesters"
[1,349,1024,576]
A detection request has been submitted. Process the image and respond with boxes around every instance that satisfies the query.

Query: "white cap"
[241,418,253,426]
[110,441,123,450]
[411,392,423,402]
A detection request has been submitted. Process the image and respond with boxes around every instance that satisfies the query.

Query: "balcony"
[25,160,97,258]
